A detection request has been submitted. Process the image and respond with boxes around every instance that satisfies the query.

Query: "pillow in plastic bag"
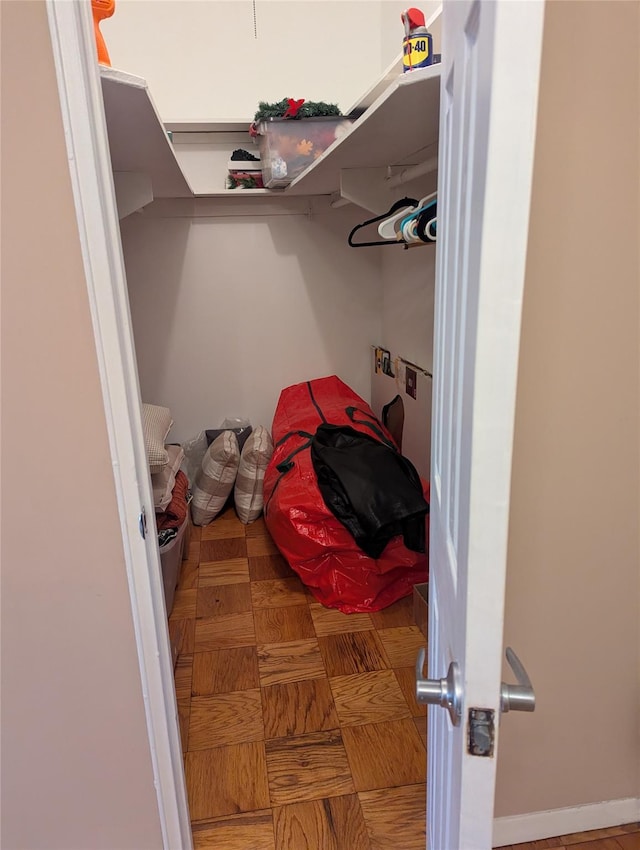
[234,426,274,524]
[191,431,240,526]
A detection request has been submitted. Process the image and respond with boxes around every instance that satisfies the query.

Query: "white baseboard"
[493,797,640,847]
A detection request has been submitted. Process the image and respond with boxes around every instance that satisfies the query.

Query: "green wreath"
[253,97,342,122]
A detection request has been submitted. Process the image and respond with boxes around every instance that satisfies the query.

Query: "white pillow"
[234,426,274,524]
[191,431,240,526]
[142,403,173,473]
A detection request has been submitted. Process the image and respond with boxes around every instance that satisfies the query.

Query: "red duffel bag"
[263,375,429,612]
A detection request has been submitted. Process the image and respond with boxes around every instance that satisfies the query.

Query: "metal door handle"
[415,647,462,726]
[501,647,535,713]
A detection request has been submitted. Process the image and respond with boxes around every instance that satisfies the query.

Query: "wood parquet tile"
[168,617,195,655]
[185,741,270,821]
[318,630,389,677]
[192,810,275,850]
[273,794,371,850]
[174,653,193,701]
[262,678,339,739]
[199,557,250,586]
[200,536,247,562]
[309,602,374,636]
[176,555,199,590]
[369,595,415,629]
[342,718,426,792]
[359,784,426,850]
[330,670,411,727]
[245,516,269,538]
[251,577,308,608]
[394,665,427,717]
[265,730,355,805]
[196,582,252,618]
[257,638,326,686]
[172,514,640,850]
[194,611,256,651]
[170,588,198,619]
[188,688,264,750]
[377,626,426,668]
[247,535,280,557]
[249,553,297,581]
[254,605,315,643]
[192,646,260,696]
[200,519,245,541]
[413,716,427,750]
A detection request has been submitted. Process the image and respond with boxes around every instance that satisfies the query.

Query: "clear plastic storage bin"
[257,116,352,188]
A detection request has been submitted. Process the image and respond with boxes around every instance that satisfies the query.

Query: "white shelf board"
[100,67,193,198]
[197,189,278,197]
[285,63,441,197]
[164,120,251,134]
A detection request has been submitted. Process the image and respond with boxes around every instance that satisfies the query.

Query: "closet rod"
[386,155,438,188]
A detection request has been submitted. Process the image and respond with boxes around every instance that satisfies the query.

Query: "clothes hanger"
[416,206,437,242]
[348,197,419,248]
[378,191,438,241]
[400,194,438,244]
[378,202,419,240]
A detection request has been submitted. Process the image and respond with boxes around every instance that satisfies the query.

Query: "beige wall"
[496,0,640,817]
[0,3,163,847]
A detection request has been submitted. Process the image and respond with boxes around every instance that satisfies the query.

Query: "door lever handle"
[501,647,535,713]
[415,647,462,726]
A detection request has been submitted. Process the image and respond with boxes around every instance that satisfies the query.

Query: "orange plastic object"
[92,0,115,66]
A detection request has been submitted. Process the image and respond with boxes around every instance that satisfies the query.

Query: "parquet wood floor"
[172,511,640,849]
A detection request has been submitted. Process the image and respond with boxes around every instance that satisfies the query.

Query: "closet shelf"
[285,63,441,198]
[100,62,440,210]
[100,67,193,201]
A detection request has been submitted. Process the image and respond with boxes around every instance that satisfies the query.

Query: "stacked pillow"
[151,444,184,511]
[141,403,174,474]
[141,402,187,514]
[191,425,274,526]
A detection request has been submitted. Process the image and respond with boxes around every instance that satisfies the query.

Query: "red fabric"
[156,470,189,531]
[264,376,429,613]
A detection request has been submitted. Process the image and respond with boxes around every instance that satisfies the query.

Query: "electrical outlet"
[406,367,417,399]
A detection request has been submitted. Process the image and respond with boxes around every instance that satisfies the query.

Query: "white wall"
[371,242,436,480]
[103,1,390,121]
[121,200,382,440]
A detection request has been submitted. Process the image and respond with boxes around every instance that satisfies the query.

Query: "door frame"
[46,3,192,848]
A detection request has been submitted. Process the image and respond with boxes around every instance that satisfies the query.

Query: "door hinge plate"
[468,708,495,757]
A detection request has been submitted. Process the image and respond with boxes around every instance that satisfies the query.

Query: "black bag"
[310,423,429,559]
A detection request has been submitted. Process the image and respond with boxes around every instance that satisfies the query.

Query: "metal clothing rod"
[386,156,439,188]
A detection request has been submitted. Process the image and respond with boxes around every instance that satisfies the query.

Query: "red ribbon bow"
[283,98,305,119]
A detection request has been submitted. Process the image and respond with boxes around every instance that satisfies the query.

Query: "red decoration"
[283,98,305,119]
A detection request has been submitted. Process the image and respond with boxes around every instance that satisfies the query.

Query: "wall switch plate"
[406,366,417,399]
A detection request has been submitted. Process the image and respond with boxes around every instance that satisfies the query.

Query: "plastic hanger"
[378,202,419,240]
[400,193,438,245]
[348,197,419,248]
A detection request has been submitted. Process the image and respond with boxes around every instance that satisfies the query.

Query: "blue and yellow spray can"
[402,8,433,72]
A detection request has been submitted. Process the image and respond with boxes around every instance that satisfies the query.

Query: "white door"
[426,2,545,848]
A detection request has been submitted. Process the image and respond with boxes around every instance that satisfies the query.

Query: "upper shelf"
[285,63,441,197]
[99,61,441,208]
[100,67,193,198]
